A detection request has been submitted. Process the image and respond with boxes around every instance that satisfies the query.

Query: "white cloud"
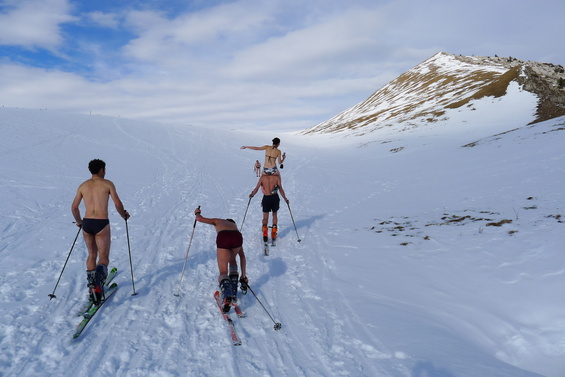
[0,0,76,50]
[223,6,388,81]
[85,11,120,29]
[121,2,271,65]
[0,0,563,131]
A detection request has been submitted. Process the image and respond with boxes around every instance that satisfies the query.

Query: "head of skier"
[88,159,106,175]
[272,137,280,147]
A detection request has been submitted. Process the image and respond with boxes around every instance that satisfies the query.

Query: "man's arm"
[194,208,218,225]
[249,176,263,198]
[71,189,83,226]
[195,214,217,225]
[238,249,247,279]
[277,178,289,203]
[109,181,130,220]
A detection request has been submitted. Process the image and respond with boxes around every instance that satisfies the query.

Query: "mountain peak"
[303,52,565,135]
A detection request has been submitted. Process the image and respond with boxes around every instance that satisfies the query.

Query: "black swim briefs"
[82,218,110,235]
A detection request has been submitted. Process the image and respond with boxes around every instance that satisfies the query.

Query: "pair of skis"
[263,225,277,256]
[263,236,276,256]
[72,267,118,339]
[214,291,246,346]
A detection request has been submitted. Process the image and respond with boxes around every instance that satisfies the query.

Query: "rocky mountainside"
[303,52,565,135]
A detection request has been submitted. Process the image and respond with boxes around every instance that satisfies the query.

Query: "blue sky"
[0,0,563,130]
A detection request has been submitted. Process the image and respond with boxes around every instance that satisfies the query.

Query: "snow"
[1,99,565,377]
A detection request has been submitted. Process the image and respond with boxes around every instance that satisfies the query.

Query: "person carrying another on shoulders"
[241,137,286,176]
[249,170,289,243]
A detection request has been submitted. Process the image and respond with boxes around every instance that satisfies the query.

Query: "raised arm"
[241,145,267,150]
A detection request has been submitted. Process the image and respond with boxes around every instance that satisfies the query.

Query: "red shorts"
[216,230,243,249]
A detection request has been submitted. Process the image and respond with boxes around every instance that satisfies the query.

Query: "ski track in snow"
[1,108,565,377]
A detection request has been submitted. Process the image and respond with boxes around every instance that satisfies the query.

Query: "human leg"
[94,225,111,266]
[217,247,235,311]
[228,249,240,300]
[83,231,98,271]
[84,225,110,303]
[93,225,110,287]
[217,248,231,278]
[262,212,269,242]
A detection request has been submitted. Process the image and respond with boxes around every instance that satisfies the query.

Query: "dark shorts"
[261,194,280,213]
[216,230,243,249]
[82,218,109,235]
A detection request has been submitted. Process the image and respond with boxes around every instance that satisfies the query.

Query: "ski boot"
[239,276,248,295]
[229,266,239,303]
[95,264,108,287]
[86,270,102,305]
[219,276,233,313]
[262,224,269,243]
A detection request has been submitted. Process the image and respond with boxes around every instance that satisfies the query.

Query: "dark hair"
[272,137,280,146]
[88,159,106,175]
[225,218,236,223]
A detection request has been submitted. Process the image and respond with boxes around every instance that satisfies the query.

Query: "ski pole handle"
[193,205,201,226]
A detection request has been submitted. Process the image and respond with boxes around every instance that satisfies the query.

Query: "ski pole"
[286,201,301,242]
[125,217,138,296]
[246,283,282,331]
[174,206,199,296]
[240,196,252,229]
[48,225,82,300]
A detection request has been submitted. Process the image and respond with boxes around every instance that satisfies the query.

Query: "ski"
[214,291,242,346]
[72,283,118,339]
[271,238,276,247]
[232,301,247,318]
[263,241,269,256]
[76,267,118,316]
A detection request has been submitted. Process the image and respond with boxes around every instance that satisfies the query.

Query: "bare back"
[260,174,281,195]
[213,219,240,233]
[74,177,115,219]
[263,146,281,168]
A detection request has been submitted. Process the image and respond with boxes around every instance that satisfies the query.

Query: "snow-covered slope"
[1,105,565,377]
[304,52,565,135]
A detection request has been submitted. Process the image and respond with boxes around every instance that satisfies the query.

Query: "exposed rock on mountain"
[303,52,565,135]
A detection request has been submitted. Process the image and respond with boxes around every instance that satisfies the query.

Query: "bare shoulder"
[87,177,116,193]
[105,178,116,186]
[100,178,117,189]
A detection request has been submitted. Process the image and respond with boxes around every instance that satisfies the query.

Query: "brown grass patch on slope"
[446,66,521,109]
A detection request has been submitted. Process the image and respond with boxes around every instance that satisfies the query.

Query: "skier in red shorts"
[194,208,248,312]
